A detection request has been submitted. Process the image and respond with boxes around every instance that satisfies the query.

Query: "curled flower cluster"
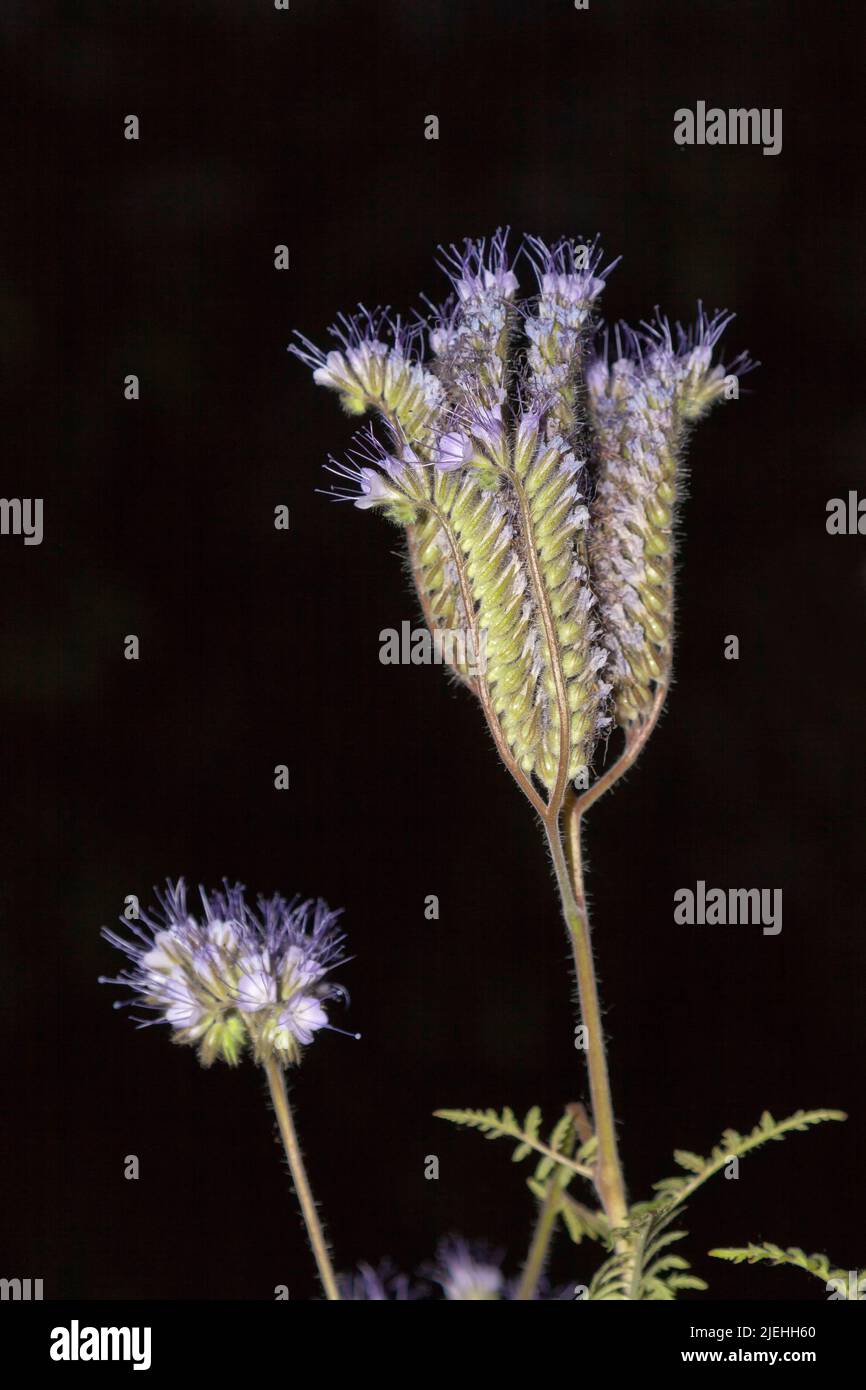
[587,313,751,724]
[100,880,348,1067]
[292,232,751,795]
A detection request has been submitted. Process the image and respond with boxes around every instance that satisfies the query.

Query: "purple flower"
[100,880,350,1067]
[429,1238,505,1301]
[339,1261,420,1301]
[434,430,475,471]
[524,234,616,309]
[437,228,519,304]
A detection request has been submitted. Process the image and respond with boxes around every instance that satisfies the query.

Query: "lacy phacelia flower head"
[292,232,751,796]
[100,880,349,1067]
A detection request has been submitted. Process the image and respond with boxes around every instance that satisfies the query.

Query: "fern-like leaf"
[588,1108,844,1300]
[586,1249,631,1301]
[709,1244,865,1299]
[652,1108,845,1208]
[587,1204,708,1300]
[434,1106,594,1180]
[556,1192,610,1247]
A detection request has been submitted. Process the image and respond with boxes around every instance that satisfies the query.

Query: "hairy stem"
[263,1057,341,1301]
[514,1177,562,1301]
[545,816,628,1234]
[567,683,668,836]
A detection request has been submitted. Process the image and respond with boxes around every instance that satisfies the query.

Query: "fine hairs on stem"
[264,1057,341,1301]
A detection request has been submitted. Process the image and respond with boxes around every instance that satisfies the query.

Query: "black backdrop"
[3,0,864,1301]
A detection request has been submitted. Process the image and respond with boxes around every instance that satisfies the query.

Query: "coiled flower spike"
[292,233,618,811]
[291,232,750,812]
[587,311,752,727]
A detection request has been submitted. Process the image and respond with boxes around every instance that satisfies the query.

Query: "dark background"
[2,0,863,1301]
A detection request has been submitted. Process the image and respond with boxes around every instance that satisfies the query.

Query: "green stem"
[514,1177,562,1301]
[263,1056,341,1301]
[568,683,668,829]
[544,816,628,1235]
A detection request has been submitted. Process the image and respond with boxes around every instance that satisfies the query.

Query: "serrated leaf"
[434,1105,594,1182]
[524,1106,542,1140]
[652,1108,846,1210]
[577,1135,598,1163]
[667,1273,709,1292]
[644,1253,690,1280]
[645,1228,688,1262]
[559,1194,610,1248]
[548,1113,572,1155]
[673,1149,705,1174]
[708,1242,864,1297]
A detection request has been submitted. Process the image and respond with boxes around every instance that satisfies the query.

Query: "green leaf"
[708,1243,864,1298]
[587,1204,703,1301]
[548,1113,573,1155]
[652,1108,846,1209]
[667,1274,709,1292]
[672,1149,705,1174]
[559,1196,609,1247]
[434,1105,594,1181]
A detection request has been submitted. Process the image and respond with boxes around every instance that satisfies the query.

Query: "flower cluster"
[292,232,751,793]
[100,880,348,1067]
[587,312,751,724]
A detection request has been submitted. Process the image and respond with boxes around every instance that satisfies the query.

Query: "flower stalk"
[514,1174,563,1301]
[263,1056,341,1301]
[545,812,628,1232]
